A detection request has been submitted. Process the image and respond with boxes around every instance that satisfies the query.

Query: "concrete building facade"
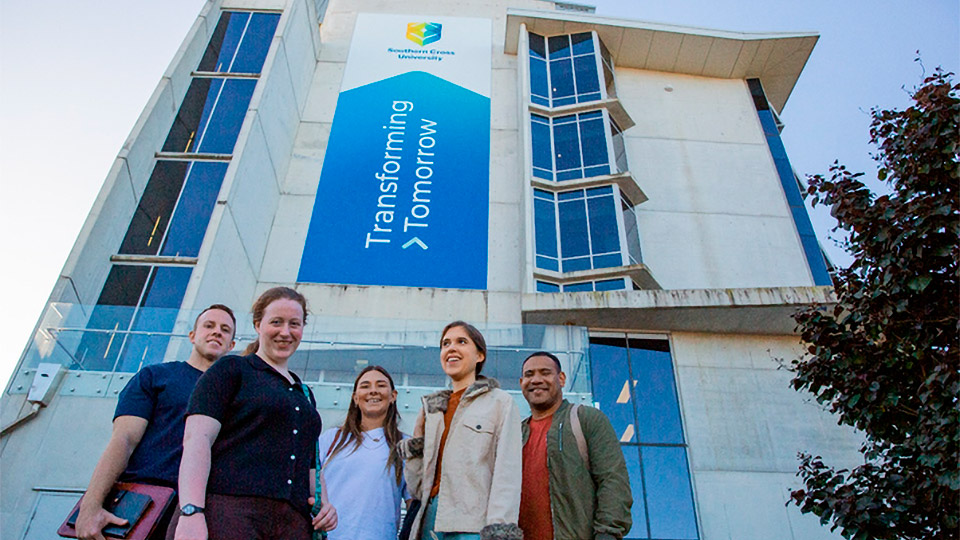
[1,1,861,539]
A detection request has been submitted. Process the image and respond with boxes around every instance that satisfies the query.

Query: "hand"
[174,513,208,540]
[76,506,128,540]
[414,408,425,438]
[308,498,338,532]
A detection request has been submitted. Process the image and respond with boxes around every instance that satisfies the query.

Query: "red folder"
[58,482,175,540]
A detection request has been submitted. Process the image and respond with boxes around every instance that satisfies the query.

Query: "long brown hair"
[242,287,308,356]
[327,365,404,485]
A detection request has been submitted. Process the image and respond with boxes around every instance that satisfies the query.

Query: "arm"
[173,415,221,540]
[582,408,632,539]
[397,408,426,498]
[310,470,338,531]
[481,394,523,540]
[75,416,148,540]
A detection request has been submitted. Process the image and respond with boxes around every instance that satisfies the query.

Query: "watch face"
[180,504,203,516]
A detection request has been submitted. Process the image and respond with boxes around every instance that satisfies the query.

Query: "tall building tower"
[1,1,859,539]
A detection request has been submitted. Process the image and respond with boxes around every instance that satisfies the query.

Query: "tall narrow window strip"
[747,79,832,286]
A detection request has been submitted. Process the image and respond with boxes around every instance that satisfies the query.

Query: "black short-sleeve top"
[187,354,322,516]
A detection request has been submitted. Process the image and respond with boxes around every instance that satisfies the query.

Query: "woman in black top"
[173,287,337,540]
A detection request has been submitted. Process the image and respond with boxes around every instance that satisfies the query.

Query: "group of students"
[75,286,633,540]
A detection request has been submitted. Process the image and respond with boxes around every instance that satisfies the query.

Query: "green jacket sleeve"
[580,406,632,538]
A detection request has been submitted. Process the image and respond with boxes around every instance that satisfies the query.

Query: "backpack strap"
[568,404,590,470]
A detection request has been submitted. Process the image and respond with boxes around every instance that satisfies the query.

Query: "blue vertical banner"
[298,14,492,289]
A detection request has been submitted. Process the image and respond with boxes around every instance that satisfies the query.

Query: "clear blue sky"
[0,0,957,389]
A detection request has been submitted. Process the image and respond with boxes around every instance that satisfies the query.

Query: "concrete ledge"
[522,285,836,334]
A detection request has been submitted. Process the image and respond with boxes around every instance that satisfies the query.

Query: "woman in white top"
[318,366,410,539]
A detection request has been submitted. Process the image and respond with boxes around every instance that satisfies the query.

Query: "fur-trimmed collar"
[424,377,500,413]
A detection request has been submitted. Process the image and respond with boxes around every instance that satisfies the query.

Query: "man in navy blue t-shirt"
[75,304,236,540]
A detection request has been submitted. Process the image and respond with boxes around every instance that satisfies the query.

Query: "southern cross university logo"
[406,22,442,46]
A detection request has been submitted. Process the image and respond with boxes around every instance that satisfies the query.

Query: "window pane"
[622,203,642,265]
[536,281,560,293]
[642,446,698,539]
[531,118,553,172]
[529,33,546,60]
[621,445,650,540]
[595,278,626,291]
[593,253,623,269]
[561,256,591,272]
[558,199,589,258]
[549,58,575,100]
[76,266,151,371]
[553,121,582,172]
[536,255,559,271]
[629,339,684,444]
[574,54,600,95]
[119,266,193,371]
[161,162,230,257]
[579,116,609,168]
[162,78,256,154]
[534,197,558,259]
[530,57,549,100]
[571,32,595,55]
[230,13,280,73]
[589,337,637,441]
[198,12,279,73]
[118,161,190,256]
[564,282,593,292]
[198,12,250,72]
[195,78,257,154]
[588,194,619,254]
[548,35,571,58]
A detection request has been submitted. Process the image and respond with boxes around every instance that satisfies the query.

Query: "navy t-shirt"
[115,361,203,487]
[187,354,322,517]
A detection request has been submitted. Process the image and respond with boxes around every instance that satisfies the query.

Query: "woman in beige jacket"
[397,321,523,540]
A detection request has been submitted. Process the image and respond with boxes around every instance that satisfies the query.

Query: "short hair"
[194,304,236,339]
[440,320,487,376]
[522,351,562,373]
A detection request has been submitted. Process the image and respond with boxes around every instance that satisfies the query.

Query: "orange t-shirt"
[519,414,554,540]
[430,387,466,498]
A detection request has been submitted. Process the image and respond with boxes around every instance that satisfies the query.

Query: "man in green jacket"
[518,351,632,540]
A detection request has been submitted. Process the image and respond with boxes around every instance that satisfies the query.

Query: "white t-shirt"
[318,427,410,540]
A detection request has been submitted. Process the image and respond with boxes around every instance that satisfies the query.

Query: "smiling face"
[189,308,236,362]
[440,325,485,386]
[353,369,397,422]
[520,355,566,414]
[254,298,304,365]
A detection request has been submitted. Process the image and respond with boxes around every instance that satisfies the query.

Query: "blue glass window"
[75,265,193,372]
[534,189,559,271]
[199,12,280,73]
[590,336,699,540]
[534,187,627,273]
[118,161,229,258]
[747,79,832,286]
[622,196,642,265]
[118,266,194,372]
[163,77,257,154]
[529,34,550,106]
[531,32,606,107]
[536,280,561,293]
[529,111,617,182]
[160,162,230,257]
[118,161,190,256]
